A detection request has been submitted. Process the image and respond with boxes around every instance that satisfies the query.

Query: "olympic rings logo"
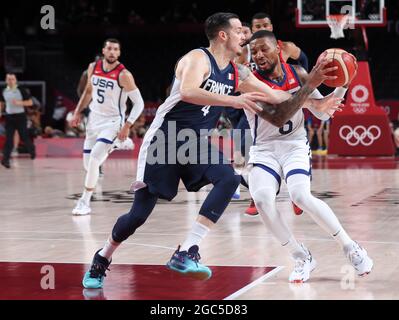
[339,125,381,146]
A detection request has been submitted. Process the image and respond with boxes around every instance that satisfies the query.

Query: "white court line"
[223,266,285,300]
[0,258,275,268]
[1,231,399,246]
[0,237,175,250]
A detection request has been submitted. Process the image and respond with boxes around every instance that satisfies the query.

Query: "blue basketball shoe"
[82,250,111,289]
[166,245,212,280]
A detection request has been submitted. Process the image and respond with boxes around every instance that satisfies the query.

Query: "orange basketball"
[316,48,358,87]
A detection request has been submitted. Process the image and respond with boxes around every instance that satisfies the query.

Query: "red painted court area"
[0,262,275,300]
[311,156,399,169]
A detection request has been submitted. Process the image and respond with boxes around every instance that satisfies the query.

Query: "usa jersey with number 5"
[90,60,127,120]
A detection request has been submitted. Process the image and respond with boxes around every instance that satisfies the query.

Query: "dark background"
[1,0,398,127]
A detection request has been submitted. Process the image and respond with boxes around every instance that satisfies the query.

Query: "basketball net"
[327,14,350,39]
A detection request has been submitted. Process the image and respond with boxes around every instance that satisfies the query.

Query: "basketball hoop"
[327,14,349,39]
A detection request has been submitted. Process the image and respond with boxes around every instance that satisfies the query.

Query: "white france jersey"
[245,63,307,146]
[90,59,128,120]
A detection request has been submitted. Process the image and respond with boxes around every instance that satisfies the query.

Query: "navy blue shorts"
[137,126,233,201]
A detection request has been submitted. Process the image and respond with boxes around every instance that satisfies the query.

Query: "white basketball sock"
[180,222,210,252]
[283,237,308,260]
[81,189,93,204]
[333,228,353,249]
[99,238,120,261]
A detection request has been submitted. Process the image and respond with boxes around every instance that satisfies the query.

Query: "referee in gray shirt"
[0,73,36,169]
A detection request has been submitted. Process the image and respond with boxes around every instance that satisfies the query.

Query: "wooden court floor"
[0,157,398,300]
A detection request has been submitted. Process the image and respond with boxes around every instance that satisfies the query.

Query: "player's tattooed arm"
[237,58,339,127]
[293,65,345,118]
[256,83,315,127]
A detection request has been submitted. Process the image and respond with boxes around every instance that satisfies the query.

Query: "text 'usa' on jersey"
[163,48,239,134]
[90,60,127,119]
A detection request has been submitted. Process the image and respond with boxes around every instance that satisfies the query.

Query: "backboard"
[296,0,386,27]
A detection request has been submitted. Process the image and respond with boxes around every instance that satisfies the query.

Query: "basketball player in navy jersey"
[247,30,372,282]
[70,39,144,216]
[82,13,341,289]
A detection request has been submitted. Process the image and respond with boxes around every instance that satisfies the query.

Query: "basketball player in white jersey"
[247,30,373,282]
[70,39,144,216]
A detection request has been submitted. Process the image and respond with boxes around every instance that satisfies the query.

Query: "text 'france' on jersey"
[157,48,239,134]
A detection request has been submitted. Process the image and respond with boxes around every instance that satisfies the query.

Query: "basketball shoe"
[1,159,10,169]
[232,185,240,200]
[245,199,259,216]
[344,241,373,276]
[82,250,111,289]
[166,245,212,280]
[72,199,91,216]
[289,245,317,283]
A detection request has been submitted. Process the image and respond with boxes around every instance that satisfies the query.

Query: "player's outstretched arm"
[177,50,263,114]
[293,65,348,119]
[237,58,339,127]
[71,63,95,127]
[118,70,144,141]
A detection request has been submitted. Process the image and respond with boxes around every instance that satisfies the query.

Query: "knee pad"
[91,142,112,165]
[251,187,276,210]
[112,188,158,243]
[288,186,311,209]
[219,173,241,193]
[112,212,147,243]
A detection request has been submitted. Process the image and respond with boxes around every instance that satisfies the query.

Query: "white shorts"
[83,112,122,151]
[248,138,311,185]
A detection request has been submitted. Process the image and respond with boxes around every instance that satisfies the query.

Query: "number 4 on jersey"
[202,105,211,116]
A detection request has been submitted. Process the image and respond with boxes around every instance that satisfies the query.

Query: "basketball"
[316,48,358,87]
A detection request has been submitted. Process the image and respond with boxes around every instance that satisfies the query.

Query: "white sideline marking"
[223,266,285,300]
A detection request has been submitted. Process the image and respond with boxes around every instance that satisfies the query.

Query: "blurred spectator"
[43,126,64,138]
[128,10,144,25]
[85,5,100,24]
[0,117,5,136]
[394,129,399,156]
[130,114,147,138]
[391,112,399,156]
[305,111,330,156]
[26,92,43,139]
[51,96,67,132]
